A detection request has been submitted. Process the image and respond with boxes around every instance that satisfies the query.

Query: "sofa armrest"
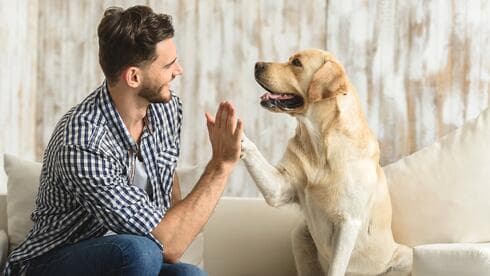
[413,243,490,276]
[0,230,8,272]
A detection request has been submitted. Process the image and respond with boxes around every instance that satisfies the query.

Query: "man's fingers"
[219,102,228,129]
[215,102,224,129]
[234,118,244,140]
[205,112,215,124]
[205,113,214,138]
[226,103,237,133]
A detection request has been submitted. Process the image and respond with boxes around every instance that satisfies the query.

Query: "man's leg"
[27,234,163,276]
[160,263,207,276]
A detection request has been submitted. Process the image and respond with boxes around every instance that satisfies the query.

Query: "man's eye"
[292,58,302,67]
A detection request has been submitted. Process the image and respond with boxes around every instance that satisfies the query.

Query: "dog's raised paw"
[240,134,257,159]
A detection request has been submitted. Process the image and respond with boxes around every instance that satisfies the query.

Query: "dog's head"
[254,49,350,115]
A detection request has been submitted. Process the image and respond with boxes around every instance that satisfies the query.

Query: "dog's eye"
[291,58,303,67]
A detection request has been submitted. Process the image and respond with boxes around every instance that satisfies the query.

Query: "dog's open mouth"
[260,92,304,110]
[257,83,304,111]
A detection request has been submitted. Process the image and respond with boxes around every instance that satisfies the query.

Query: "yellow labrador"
[241,49,412,276]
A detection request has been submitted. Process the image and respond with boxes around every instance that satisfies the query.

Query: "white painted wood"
[1,0,489,196]
[173,0,327,196]
[326,0,490,164]
[0,0,38,194]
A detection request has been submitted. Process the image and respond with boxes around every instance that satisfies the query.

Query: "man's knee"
[112,234,162,275]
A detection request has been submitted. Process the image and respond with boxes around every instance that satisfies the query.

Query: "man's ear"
[122,67,142,88]
[307,60,348,102]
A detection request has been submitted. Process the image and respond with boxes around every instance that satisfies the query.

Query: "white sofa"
[2,106,490,276]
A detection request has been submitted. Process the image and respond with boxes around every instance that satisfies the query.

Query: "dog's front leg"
[241,134,295,207]
[328,219,362,276]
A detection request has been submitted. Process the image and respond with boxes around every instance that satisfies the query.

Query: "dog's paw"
[240,133,257,159]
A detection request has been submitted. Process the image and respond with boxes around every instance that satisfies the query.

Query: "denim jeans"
[26,234,207,276]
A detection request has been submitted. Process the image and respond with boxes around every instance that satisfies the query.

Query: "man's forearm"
[171,174,182,205]
[151,159,232,263]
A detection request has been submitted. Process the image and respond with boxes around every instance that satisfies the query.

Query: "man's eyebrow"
[164,57,177,68]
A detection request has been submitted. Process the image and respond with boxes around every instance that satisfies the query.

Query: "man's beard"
[139,83,170,104]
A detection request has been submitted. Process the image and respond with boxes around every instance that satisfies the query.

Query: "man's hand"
[205,101,243,171]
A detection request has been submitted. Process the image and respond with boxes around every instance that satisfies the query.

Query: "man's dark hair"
[97,5,174,84]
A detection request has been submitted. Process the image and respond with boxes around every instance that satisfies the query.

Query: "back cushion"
[3,154,41,251]
[384,107,490,247]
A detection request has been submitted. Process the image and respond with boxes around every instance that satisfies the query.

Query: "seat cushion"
[204,197,301,276]
[384,106,490,247]
[413,243,490,276]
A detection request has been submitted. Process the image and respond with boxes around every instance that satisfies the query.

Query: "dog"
[240,49,412,276]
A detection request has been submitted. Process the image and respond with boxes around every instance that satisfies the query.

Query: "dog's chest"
[295,157,377,237]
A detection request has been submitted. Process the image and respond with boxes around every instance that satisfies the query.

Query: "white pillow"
[384,106,490,247]
[3,154,204,265]
[3,154,41,251]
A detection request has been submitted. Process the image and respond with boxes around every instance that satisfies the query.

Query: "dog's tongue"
[260,92,295,101]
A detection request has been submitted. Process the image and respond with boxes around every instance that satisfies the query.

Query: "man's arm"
[152,101,243,263]
[171,174,182,206]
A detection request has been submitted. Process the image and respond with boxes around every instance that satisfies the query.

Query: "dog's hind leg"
[292,221,325,276]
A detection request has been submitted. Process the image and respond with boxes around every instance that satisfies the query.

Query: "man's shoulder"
[57,89,108,148]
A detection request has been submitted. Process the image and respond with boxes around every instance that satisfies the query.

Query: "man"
[5,5,242,276]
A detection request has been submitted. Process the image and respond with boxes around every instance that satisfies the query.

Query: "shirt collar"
[99,80,157,151]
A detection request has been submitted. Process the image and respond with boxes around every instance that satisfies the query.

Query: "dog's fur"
[241,49,412,276]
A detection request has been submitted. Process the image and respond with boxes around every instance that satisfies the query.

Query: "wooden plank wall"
[1,0,489,196]
[0,1,39,194]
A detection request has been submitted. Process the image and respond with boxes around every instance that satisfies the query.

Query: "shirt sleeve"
[58,144,164,236]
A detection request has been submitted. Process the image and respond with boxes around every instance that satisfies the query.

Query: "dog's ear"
[307,60,348,102]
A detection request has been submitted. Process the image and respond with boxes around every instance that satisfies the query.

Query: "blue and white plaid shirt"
[5,81,183,275]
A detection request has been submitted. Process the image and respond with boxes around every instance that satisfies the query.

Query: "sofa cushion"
[203,197,301,276]
[3,154,41,251]
[384,106,490,247]
[413,243,490,276]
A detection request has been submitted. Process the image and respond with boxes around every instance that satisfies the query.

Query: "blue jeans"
[26,234,207,276]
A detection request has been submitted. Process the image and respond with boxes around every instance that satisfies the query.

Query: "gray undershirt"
[105,157,152,236]
[133,158,152,198]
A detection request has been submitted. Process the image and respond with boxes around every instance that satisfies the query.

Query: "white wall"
[1,0,489,196]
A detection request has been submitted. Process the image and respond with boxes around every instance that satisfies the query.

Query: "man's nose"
[175,62,184,75]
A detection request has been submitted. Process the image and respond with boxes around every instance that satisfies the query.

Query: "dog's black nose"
[255,62,266,76]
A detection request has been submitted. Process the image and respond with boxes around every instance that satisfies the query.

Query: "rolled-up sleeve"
[58,144,164,235]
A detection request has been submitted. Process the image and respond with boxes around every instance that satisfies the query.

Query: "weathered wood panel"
[0,0,39,194]
[1,0,489,196]
[326,0,490,164]
[31,0,326,196]
[171,0,327,196]
[35,0,150,158]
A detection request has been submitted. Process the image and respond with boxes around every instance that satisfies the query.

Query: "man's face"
[139,38,183,103]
